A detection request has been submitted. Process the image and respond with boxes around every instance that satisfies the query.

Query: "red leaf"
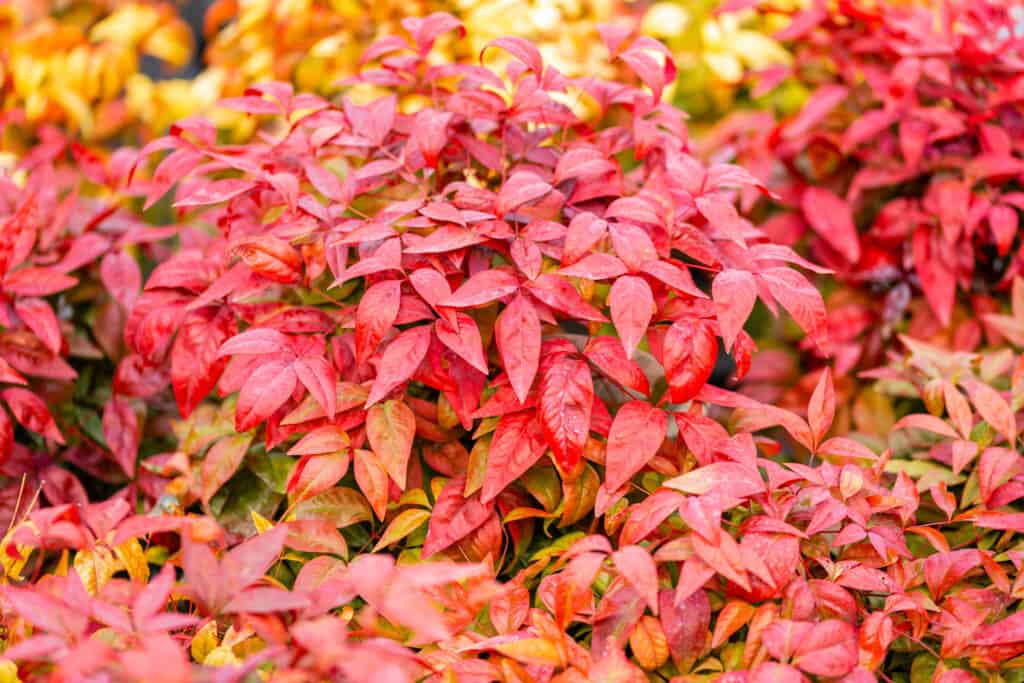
[355,280,402,363]
[171,306,236,418]
[497,171,552,215]
[484,36,544,76]
[664,462,765,499]
[2,388,63,444]
[802,188,861,263]
[584,336,650,396]
[102,396,139,476]
[662,320,718,404]
[612,545,659,614]
[235,361,297,432]
[963,380,1016,442]
[439,269,519,308]
[423,475,492,557]
[791,620,858,677]
[3,267,78,297]
[435,313,488,374]
[604,401,666,493]
[608,275,653,360]
[808,369,835,449]
[14,298,62,355]
[481,411,547,503]
[100,251,142,311]
[294,356,338,421]
[366,325,432,407]
[539,356,594,471]
[759,267,830,355]
[495,292,541,404]
[712,269,757,352]
[174,178,254,207]
[218,328,294,357]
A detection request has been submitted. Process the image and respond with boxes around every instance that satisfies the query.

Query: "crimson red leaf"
[539,356,594,471]
[355,280,402,363]
[608,275,653,360]
[366,325,432,407]
[495,292,541,404]
[604,401,666,493]
[481,412,547,503]
[235,361,297,432]
[802,188,861,263]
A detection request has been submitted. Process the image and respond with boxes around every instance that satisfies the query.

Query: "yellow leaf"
[0,659,21,683]
[203,645,241,667]
[629,615,669,671]
[191,621,220,663]
[114,539,150,583]
[251,510,275,533]
[373,508,431,551]
[494,638,563,667]
[73,546,119,595]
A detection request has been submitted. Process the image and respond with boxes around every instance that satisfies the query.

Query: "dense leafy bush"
[1,4,1022,683]
[704,0,1024,400]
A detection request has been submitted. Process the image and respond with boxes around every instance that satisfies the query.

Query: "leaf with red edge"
[172,306,236,418]
[423,475,492,557]
[287,426,350,456]
[14,298,62,355]
[355,280,402,363]
[802,188,861,263]
[612,545,659,614]
[604,401,666,493]
[287,453,351,503]
[366,400,416,488]
[235,361,298,432]
[495,292,541,405]
[608,275,653,360]
[366,325,432,407]
[201,434,254,505]
[538,356,594,471]
[481,411,547,503]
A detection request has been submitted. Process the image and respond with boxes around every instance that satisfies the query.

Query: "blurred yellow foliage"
[1,0,799,143]
[0,1,193,143]
[641,0,797,121]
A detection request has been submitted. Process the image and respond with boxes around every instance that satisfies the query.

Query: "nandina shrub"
[703,0,1024,407]
[120,12,831,544]
[6,12,1017,683]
